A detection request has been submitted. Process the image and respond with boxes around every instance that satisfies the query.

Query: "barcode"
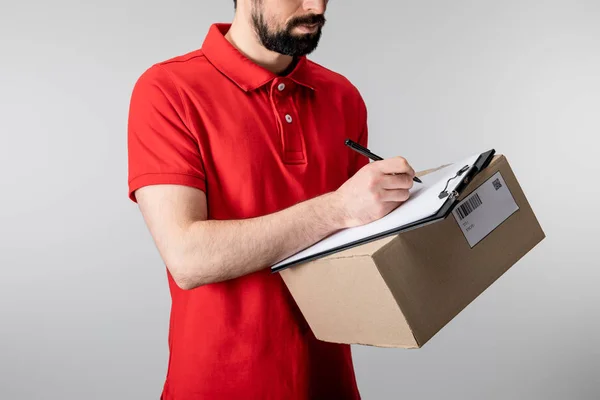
[492,178,502,190]
[456,193,483,220]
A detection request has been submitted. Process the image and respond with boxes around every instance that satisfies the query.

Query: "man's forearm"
[175,192,346,289]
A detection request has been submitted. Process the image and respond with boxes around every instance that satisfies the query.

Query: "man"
[127,0,416,398]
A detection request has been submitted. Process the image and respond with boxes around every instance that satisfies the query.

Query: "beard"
[251,3,326,57]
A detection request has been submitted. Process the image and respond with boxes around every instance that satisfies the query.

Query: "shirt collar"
[201,23,316,92]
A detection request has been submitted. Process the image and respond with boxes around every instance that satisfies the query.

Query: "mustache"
[288,14,326,28]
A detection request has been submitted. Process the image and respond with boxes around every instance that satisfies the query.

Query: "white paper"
[452,171,519,247]
[272,152,483,269]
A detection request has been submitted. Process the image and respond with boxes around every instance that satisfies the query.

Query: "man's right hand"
[333,156,417,228]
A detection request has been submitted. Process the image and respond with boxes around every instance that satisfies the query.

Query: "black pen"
[344,139,422,183]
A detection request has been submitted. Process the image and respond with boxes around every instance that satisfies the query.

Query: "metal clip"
[438,165,470,199]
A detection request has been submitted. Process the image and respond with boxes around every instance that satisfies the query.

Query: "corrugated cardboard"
[279,155,545,348]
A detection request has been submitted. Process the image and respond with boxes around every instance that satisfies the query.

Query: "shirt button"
[285,114,293,123]
[277,83,286,91]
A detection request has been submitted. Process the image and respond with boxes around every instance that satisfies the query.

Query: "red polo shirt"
[127,23,369,400]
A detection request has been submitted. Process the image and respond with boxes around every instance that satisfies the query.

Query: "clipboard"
[270,149,496,273]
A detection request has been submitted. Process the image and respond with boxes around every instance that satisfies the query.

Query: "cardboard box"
[279,154,545,348]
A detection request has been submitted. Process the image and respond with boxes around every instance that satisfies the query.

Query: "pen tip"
[414,176,423,183]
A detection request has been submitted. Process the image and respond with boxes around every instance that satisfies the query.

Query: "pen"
[344,139,422,183]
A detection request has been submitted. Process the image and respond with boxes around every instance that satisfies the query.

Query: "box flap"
[320,235,396,259]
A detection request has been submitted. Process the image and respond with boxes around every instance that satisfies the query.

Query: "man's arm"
[135,184,347,290]
[128,67,417,289]
[134,155,417,290]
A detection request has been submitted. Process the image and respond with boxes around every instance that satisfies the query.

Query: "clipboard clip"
[438,164,470,199]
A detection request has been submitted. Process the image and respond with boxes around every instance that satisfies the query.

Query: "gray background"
[1,0,599,399]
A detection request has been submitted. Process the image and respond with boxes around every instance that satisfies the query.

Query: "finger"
[379,188,410,202]
[375,157,415,176]
[379,173,414,190]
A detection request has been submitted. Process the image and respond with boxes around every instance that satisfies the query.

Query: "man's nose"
[303,0,326,14]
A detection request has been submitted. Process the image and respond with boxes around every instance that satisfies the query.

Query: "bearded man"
[127,1,416,398]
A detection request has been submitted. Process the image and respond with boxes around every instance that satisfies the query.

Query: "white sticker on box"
[452,171,519,248]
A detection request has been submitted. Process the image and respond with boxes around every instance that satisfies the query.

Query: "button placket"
[270,80,306,164]
[281,96,304,163]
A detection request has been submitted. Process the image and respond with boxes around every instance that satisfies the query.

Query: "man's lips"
[294,22,321,32]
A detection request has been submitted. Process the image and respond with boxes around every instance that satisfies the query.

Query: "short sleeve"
[127,65,206,203]
[348,91,370,177]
